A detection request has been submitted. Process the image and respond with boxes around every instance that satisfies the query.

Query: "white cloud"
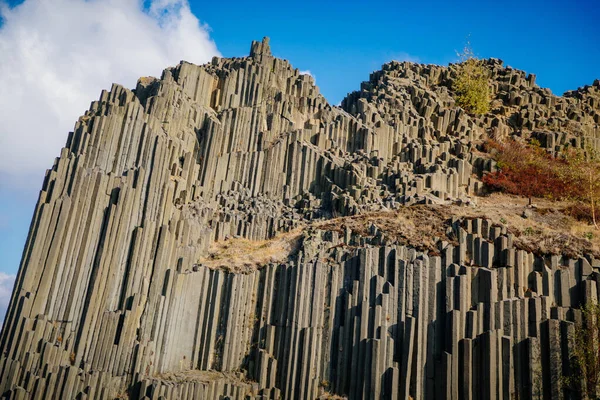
[0,272,15,325]
[299,69,315,83]
[0,0,220,189]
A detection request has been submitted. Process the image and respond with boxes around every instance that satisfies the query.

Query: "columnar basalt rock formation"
[1,37,600,399]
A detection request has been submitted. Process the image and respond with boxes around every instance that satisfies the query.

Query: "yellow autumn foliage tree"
[564,147,600,229]
[453,41,491,115]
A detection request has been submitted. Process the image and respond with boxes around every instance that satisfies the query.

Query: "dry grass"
[198,193,600,273]
[473,193,600,257]
[318,193,600,257]
[198,228,304,273]
[137,76,156,86]
[153,369,254,386]
[318,392,348,400]
[316,206,452,253]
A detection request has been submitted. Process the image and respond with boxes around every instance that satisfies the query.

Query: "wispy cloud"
[389,52,421,64]
[300,69,315,83]
[0,272,15,326]
[0,0,220,189]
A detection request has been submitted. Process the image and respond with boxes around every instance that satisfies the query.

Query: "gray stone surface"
[1,37,600,399]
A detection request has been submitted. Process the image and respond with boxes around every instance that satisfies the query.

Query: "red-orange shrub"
[483,139,600,227]
[482,140,573,200]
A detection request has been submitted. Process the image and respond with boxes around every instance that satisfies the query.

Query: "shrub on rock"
[453,42,491,115]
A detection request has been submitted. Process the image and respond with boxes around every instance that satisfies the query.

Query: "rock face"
[1,37,600,399]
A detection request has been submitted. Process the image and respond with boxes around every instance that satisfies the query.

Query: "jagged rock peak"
[249,36,272,60]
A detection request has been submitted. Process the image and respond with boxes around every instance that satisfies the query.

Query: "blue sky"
[0,0,598,317]
[191,0,600,103]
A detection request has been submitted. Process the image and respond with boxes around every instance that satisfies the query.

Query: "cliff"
[1,37,600,399]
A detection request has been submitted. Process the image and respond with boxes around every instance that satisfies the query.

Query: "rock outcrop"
[1,37,600,399]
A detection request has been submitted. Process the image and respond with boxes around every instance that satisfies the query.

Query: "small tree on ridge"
[453,40,491,115]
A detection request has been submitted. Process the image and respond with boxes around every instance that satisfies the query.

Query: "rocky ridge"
[0,37,599,399]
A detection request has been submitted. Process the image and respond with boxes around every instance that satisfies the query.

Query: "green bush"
[453,42,491,115]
